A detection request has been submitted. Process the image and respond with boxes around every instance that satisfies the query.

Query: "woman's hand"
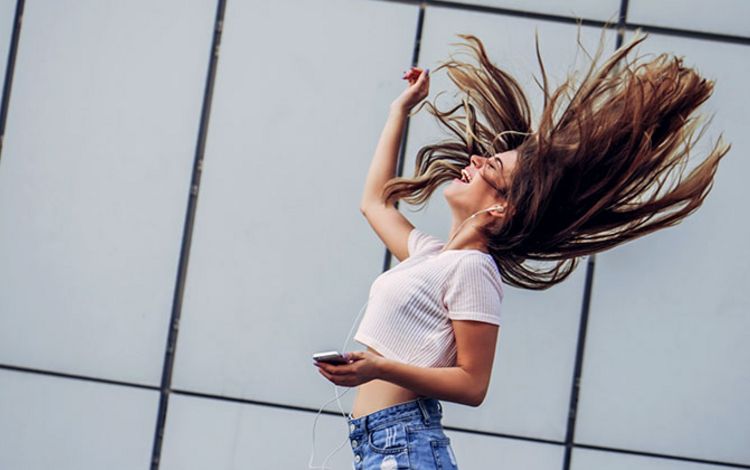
[391,67,430,112]
[314,351,386,387]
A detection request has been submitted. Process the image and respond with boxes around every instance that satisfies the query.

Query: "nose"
[469,154,485,168]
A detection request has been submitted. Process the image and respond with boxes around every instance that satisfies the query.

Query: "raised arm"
[359,68,430,262]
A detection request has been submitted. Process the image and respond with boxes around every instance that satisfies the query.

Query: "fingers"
[317,367,335,382]
[320,371,355,386]
[313,351,370,387]
[316,365,358,386]
[402,66,429,86]
[417,68,430,84]
[314,361,348,375]
[318,367,346,385]
[402,66,422,83]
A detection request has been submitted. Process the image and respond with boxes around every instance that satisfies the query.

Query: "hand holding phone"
[313,350,349,365]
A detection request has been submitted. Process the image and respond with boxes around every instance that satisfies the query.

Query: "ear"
[489,202,508,218]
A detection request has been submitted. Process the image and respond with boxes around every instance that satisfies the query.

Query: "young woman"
[314,33,729,470]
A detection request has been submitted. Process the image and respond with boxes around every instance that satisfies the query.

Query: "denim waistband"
[347,398,443,435]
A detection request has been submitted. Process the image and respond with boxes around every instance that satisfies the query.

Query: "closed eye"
[486,157,507,194]
[489,156,502,171]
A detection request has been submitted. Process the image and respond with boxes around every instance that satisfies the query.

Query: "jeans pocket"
[431,438,458,469]
[368,421,409,454]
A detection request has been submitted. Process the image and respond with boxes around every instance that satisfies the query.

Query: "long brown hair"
[382,32,730,290]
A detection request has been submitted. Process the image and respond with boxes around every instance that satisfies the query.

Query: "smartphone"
[313,350,349,365]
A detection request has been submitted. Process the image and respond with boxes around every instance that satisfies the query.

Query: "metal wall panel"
[448,0,620,22]
[572,448,733,470]
[0,0,15,97]
[0,0,216,385]
[0,370,159,470]
[629,0,750,38]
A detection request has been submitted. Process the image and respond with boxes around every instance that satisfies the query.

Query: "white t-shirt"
[354,227,504,368]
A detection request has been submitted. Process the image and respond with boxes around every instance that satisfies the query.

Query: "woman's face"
[443,149,518,218]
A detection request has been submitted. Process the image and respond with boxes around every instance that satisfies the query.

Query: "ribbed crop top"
[353,227,504,368]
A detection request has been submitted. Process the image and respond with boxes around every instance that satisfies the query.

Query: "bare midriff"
[350,347,422,419]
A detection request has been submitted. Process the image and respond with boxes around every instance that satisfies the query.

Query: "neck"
[443,215,489,253]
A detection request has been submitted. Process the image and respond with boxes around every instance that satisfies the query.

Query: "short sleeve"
[443,255,504,325]
[407,228,444,257]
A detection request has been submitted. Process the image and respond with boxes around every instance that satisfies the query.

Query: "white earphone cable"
[308,298,369,470]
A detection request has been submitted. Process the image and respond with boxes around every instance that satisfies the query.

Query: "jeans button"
[349,423,356,432]
[351,439,358,448]
[354,454,361,463]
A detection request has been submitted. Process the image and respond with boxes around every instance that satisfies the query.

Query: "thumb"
[345,351,366,362]
[417,68,430,84]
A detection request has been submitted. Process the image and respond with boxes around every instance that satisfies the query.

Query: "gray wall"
[0,1,748,469]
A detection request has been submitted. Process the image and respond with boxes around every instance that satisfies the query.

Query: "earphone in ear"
[469,205,505,218]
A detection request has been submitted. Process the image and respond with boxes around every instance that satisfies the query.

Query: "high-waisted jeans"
[346,397,459,469]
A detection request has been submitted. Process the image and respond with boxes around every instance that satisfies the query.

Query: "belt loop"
[417,398,431,425]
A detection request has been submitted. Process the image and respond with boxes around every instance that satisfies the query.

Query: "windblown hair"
[382,32,730,290]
